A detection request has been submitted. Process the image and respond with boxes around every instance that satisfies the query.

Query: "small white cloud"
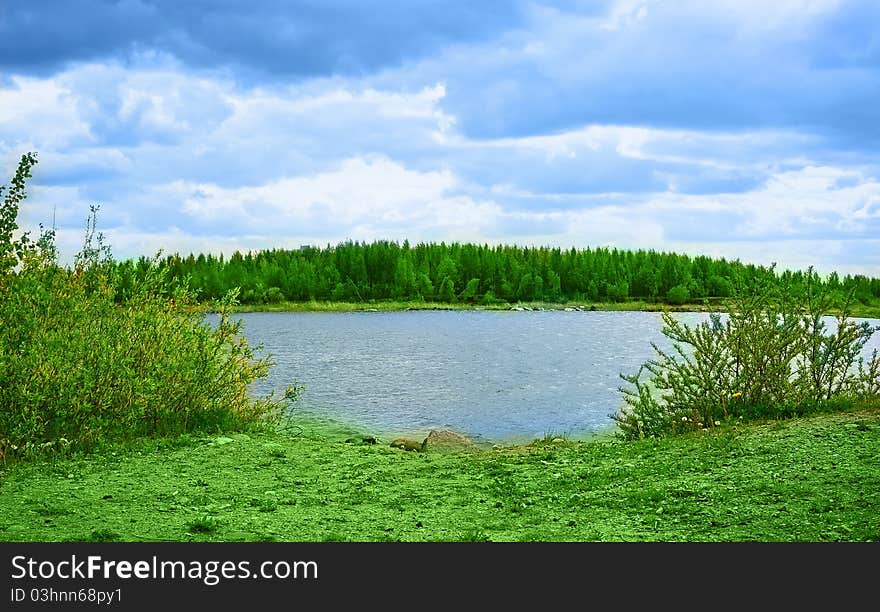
[0,76,90,149]
[601,0,653,31]
[731,166,880,236]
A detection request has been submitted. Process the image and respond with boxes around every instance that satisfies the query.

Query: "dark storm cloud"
[0,0,529,77]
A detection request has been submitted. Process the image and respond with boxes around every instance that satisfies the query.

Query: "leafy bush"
[665,284,690,305]
[616,266,879,439]
[264,286,285,303]
[0,153,293,462]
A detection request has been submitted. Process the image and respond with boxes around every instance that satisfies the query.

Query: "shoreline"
[211,299,880,319]
[222,299,720,314]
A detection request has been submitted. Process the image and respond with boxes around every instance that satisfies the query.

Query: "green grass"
[225,299,723,314]
[222,298,880,318]
[1,408,877,542]
[226,300,512,312]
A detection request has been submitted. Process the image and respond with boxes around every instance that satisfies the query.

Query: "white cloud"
[173,155,503,244]
[216,81,453,154]
[601,0,653,32]
[707,166,878,237]
[0,76,90,149]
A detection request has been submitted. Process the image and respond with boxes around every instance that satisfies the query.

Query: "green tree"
[516,272,534,301]
[393,254,417,299]
[416,273,434,301]
[707,274,733,298]
[606,281,629,303]
[438,277,456,302]
[459,278,481,303]
[545,269,562,301]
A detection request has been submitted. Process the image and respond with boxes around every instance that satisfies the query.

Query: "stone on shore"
[422,428,478,453]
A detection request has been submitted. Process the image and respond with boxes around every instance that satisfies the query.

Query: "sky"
[1,0,879,276]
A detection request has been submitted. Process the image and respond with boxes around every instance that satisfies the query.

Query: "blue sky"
[2,0,879,276]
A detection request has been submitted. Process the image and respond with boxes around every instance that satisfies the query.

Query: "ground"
[1,407,878,542]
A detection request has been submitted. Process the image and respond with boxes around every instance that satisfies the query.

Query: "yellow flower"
[731,392,743,399]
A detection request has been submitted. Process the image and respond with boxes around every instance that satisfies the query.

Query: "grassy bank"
[1,407,877,542]
[226,299,724,314]
[224,299,880,318]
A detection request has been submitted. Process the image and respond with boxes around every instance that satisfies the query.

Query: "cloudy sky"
[2,0,879,276]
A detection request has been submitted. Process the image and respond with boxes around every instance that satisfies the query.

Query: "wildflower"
[714,420,721,426]
[682,416,688,421]
[731,392,743,399]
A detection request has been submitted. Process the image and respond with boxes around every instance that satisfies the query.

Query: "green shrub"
[665,284,690,305]
[0,153,293,462]
[616,266,879,439]
[481,290,499,305]
[264,286,285,303]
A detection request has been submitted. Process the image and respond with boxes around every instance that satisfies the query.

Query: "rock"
[589,305,597,311]
[390,438,425,452]
[422,428,478,453]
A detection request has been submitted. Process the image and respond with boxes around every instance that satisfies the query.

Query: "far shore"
[212,299,880,319]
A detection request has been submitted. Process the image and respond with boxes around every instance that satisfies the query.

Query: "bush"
[481,290,500,305]
[0,153,293,462]
[264,286,285,303]
[665,284,690,305]
[615,266,879,439]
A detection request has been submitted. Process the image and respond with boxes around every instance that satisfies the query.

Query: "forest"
[110,240,880,308]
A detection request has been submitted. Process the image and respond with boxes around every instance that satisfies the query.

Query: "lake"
[234,310,880,445]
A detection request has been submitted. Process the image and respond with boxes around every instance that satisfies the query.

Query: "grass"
[223,298,880,318]
[226,299,722,314]
[1,407,877,542]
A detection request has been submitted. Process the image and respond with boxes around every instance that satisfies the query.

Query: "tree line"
[110,240,880,307]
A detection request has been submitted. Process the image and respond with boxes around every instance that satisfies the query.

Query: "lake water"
[234,310,880,445]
